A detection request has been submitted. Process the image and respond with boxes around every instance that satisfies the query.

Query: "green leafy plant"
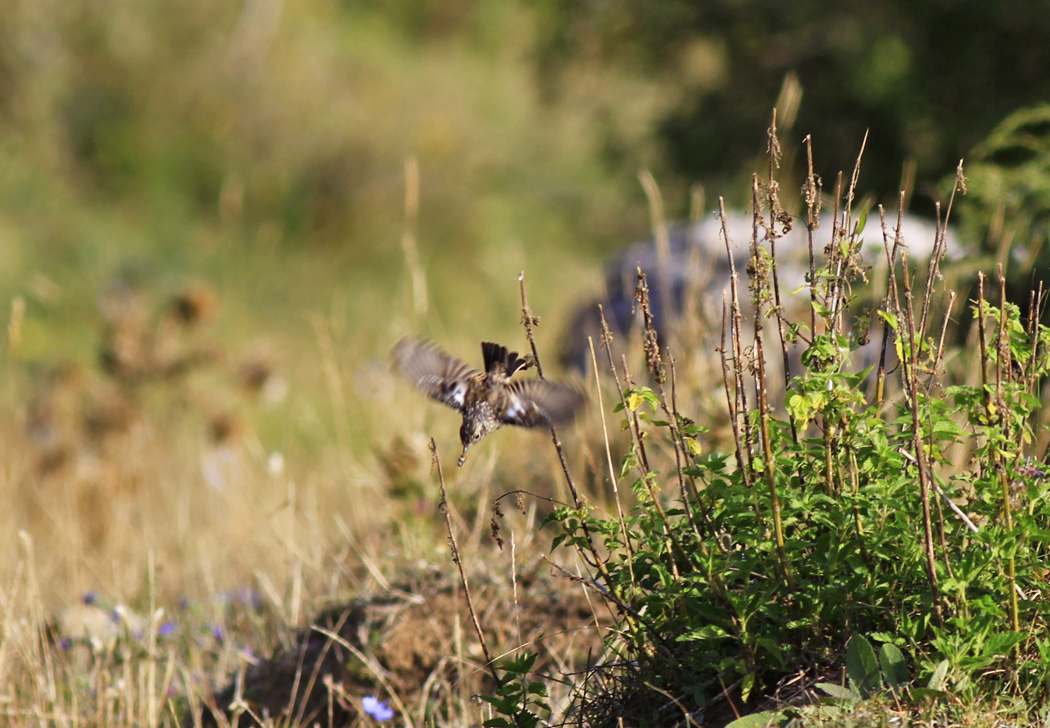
[479,652,551,728]
[524,131,1050,726]
[816,635,909,702]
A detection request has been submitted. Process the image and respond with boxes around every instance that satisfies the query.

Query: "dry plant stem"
[995,266,1006,403]
[635,269,665,383]
[876,199,907,408]
[764,117,799,445]
[976,274,992,483]
[997,267,1020,632]
[598,306,654,480]
[596,304,680,573]
[517,271,582,508]
[749,179,792,586]
[633,276,692,568]
[1026,286,1040,387]
[899,448,1027,602]
[802,135,821,340]
[756,337,791,587]
[846,449,872,570]
[668,354,708,537]
[1029,282,1046,394]
[932,292,957,382]
[918,162,966,341]
[931,469,956,586]
[901,258,943,624]
[718,197,755,473]
[817,178,845,493]
[430,439,501,687]
[720,298,749,479]
[588,336,637,576]
[827,173,856,334]
[620,386,682,582]
[874,207,895,405]
[823,174,842,332]
[917,202,945,343]
[839,133,868,311]
[518,275,615,585]
[622,354,655,476]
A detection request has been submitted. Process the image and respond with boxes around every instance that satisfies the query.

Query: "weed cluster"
[473,128,1050,726]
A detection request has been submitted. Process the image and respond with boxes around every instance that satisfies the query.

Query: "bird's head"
[457,419,486,466]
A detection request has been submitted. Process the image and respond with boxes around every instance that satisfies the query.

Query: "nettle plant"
[535,147,1050,725]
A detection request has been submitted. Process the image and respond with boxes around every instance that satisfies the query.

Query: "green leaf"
[981,631,1026,659]
[855,203,870,234]
[878,643,908,693]
[815,682,859,700]
[927,659,950,691]
[876,309,898,331]
[483,718,515,728]
[725,710,785,728]
[740,671,755,703]
[479,695,516,713]
[869,631,903,645]
[845,634,881,698]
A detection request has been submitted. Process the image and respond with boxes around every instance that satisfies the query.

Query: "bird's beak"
[457,446,468,467]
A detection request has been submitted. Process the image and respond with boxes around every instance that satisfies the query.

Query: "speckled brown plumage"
[393,338,584,465]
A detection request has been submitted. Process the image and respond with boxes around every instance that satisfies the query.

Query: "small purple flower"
[210,625,225,642]
[179,597,192,610]
[159,622,177,638]
[362,696,394,722]
[83,591,99,605]
[110,609,122,623]
[59,638,73,651]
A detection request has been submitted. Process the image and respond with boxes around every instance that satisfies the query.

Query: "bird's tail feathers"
[481,341,525,376]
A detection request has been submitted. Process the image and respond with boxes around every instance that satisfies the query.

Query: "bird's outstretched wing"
[393,338,479,413]
[502,379,585,428]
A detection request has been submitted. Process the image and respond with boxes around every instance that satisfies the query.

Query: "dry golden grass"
[0,253,619,727]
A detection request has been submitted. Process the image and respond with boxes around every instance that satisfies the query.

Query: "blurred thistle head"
[171,282,218,326]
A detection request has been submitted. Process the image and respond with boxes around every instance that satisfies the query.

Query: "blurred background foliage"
[535,0,1050,212]
[3,0,1049,295]
[1,0,1049,463]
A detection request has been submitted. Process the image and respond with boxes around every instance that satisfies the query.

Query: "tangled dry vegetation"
[5,119,1050,728]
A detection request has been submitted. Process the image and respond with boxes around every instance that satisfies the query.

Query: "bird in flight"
[393,338,584,465]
